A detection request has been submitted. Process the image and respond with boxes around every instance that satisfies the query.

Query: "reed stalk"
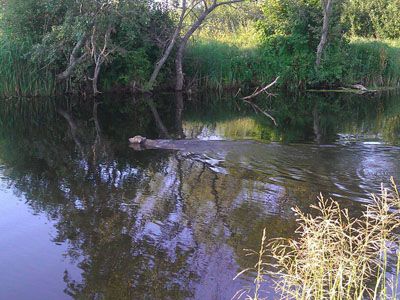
[236,177,400,300]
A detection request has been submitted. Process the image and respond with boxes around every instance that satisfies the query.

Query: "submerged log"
[351,84,369,92]
[307,84,379,94]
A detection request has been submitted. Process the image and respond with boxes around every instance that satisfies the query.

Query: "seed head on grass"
[235,177,400,300]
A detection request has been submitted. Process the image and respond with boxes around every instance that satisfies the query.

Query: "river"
[0,90,399,299]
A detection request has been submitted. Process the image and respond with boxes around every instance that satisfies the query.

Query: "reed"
[236,177,400,299]
[185,29,400,90]
[346,38,400,88]
[0,39,56,98]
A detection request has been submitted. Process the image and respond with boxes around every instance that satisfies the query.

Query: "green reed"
[346,38,400,88]
[185,29,400,91]
[0,39,56,98]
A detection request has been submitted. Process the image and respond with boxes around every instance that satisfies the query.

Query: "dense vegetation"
[186,0,400,90]
[0,0,174,97]
[0,0,399,97]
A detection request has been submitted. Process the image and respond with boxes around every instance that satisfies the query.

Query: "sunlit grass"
[347,38,400,87]
[194,23,261,49]
[236,177,400,299]
[186,22,400,90]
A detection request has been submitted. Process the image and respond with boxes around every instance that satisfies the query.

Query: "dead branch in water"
[240,77,279,126]
[242,76,279,100]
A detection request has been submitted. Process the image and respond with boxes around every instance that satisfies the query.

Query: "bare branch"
[242,77,280,100]
[239,77,279,126]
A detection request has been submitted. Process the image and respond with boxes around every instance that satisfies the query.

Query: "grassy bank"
[1,30,399,97]
[185,31,400,91]
[236,178,400,299]
[345,38,400,87]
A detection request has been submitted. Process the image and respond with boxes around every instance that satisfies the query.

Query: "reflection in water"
[0,91,399,299]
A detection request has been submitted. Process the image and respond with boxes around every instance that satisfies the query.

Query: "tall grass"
[185,26,400,90]
[346,38,400,87]
[236,178,400,299]
[0,39,56,98]
[185,40,259,90]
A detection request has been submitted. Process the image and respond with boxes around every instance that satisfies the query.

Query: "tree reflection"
[0,91,399,299]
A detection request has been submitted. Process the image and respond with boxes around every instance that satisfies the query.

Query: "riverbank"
[0,30,400,97]
[185,34,400,91]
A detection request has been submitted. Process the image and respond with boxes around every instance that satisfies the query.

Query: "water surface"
[0,91,399,299]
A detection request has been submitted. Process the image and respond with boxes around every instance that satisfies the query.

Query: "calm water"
[0,91,399,299]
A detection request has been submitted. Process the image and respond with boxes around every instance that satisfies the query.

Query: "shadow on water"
[0,90,399,299]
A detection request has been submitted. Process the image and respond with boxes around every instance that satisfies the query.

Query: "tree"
[315,0,334,67]
[1,0,173,95]
[147,0,248,92]
[344,0,400,39]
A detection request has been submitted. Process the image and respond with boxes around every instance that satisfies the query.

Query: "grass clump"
[346,38,400,87]
[0,39,56,98]
[236,177,400,299]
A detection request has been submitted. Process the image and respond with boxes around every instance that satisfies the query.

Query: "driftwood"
[240,77,279,126]
[308,84,378,94]
[337,84,378,94]
[350,84,377,93]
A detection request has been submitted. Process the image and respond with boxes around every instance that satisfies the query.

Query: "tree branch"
[56,34,88,81]
[241,76,279,100]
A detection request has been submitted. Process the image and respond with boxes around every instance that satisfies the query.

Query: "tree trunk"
[91,26,113,95]
[173,0,245,91]
[315,0,334,67]
[92,60,102,95]
[175,43,186,91]
[174,5,214,91]
[148,0,186,90]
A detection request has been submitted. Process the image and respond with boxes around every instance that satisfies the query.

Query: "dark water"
[0,91,400,299]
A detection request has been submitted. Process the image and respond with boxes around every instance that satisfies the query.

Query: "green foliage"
[259,0,322,44]
[185,0,400,90]
[101,48,152,89]
[186,40,258,89]
[345,38,400,87]
[0,0,399,95]
[257,0,349,87]
[0,0,173,97]
[344,0,400,39]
